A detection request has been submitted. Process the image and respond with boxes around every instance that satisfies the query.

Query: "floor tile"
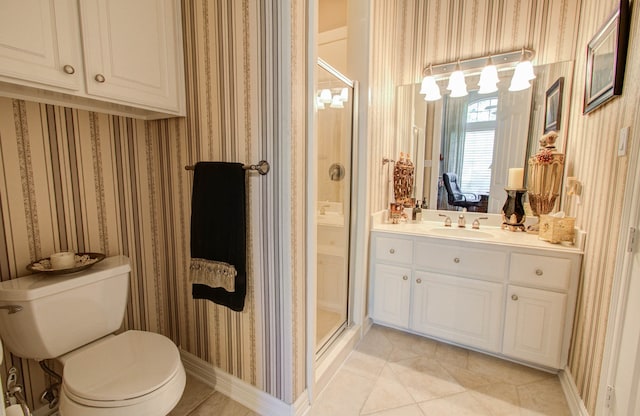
[518,377,572,416]
[418,391,492,415]
[188,391,255,416]
[168,374,216,416]
[360,365,415,414]
[309,366,377,416]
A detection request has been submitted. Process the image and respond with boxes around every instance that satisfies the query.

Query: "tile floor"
[167,375,257,416]
[170,324,571,416]
[309,325,571,416]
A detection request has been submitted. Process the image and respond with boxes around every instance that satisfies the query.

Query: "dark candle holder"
[501,189,527,231]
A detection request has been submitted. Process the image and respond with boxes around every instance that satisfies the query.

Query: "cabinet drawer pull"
[63,64,75,75]
[454,257,460,263]
[535,269,544,276]
[511,294,519,301]
[389,248,395,254]
[402,275,408,281]
[416,278,422,284]
[95,73,106,83]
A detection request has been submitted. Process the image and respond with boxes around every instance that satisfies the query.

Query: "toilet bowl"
[0,256,186,416]
[58,331,186,416]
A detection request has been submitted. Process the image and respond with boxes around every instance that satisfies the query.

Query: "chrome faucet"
[458,214,466,228]
[472,216,489,229]
[439,214,452,227]
[457,208,468,228]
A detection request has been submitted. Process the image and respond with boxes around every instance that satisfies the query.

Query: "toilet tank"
[0,255,131,361]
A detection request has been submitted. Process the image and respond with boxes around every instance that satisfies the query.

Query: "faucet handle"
[438,214,452,227]
[472,216,489,229]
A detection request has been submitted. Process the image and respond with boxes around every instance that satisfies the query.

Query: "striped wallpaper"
[0,0,306,409]
[563,0,640,412]
[369,0,640,413]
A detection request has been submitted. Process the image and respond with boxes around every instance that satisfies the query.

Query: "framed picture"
[544,77,564,133]
[583,0,630,114]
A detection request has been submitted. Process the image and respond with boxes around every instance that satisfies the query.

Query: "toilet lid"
[63,330,181,402]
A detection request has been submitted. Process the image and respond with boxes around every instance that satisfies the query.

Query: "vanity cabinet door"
[410,271,504,352]
[372,264,411,328]
[503,285,567,368]
[0,0,83,91]
[79,0,184,113]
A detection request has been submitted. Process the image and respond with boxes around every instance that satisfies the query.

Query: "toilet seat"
[59,330,185,416]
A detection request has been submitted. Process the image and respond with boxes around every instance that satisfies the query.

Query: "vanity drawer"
[509,253,571,291]
[375,236,413,264]
[414,241,507,282]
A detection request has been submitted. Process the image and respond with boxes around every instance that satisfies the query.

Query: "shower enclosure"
[315,59,357,355]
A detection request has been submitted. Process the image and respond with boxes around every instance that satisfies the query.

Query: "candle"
[507,168,524,189]
[50,251,76,269]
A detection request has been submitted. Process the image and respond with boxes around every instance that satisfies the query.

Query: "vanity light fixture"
[316,96,326,110]
[478,57,499,94]
[420,65,442,101]
[447,61,468,97]
[419,48,535,100]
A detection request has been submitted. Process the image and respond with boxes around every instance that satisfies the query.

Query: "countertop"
[371,211,585,254]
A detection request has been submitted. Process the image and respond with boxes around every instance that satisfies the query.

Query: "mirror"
[396,61,574,214]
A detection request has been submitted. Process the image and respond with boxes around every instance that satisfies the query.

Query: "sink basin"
[427,227,494,239]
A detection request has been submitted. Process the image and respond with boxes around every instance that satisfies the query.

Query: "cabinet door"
[79,0,183,112]
[0,0,82,90]
[411,271,504,352]
[503,285,567,368]
[372,264,411,328]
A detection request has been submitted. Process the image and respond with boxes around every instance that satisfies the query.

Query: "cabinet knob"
[511,294,519,301]
[389,248,395,254]
[416,278,422,284]
[402,275,408,281]
[535,269,543,276]
[454,257,460,263]
[94,74,106,83]
[63,64,75,75]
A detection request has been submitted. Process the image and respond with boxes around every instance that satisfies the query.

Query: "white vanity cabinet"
[370,229,582,370]
[0,0,185,119]
[503,253,574,368]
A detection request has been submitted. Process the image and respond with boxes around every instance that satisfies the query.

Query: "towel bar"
[185,160,270,175]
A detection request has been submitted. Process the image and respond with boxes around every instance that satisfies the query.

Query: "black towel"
[190,162,247,311]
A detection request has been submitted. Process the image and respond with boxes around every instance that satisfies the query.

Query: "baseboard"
[180,350,310,416]
[559,367,589,416]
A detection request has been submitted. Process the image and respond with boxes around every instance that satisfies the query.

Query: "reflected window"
[460,96,498,194]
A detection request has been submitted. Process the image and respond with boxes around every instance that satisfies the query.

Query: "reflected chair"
[442,172,482,210]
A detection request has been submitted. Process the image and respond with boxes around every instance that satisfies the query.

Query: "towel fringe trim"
[190,258,237,291]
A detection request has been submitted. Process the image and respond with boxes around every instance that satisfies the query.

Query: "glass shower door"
[315,59,355,354]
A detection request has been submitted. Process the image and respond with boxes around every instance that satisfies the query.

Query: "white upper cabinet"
[0,0,82,91]
[0,0,185,119]
[79,0,182,113]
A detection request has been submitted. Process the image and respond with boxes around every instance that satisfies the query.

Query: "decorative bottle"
[412,201,422,222]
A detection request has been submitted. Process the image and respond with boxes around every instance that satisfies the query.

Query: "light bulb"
[509,60,535,91]
[319,89,332,103]
[330,95,344,108]
[421,76,441,101]
[478,62,499,94]
[447,70,468,97]
[340,87,349,102]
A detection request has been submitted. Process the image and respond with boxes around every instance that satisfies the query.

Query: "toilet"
[0,255,185,416]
